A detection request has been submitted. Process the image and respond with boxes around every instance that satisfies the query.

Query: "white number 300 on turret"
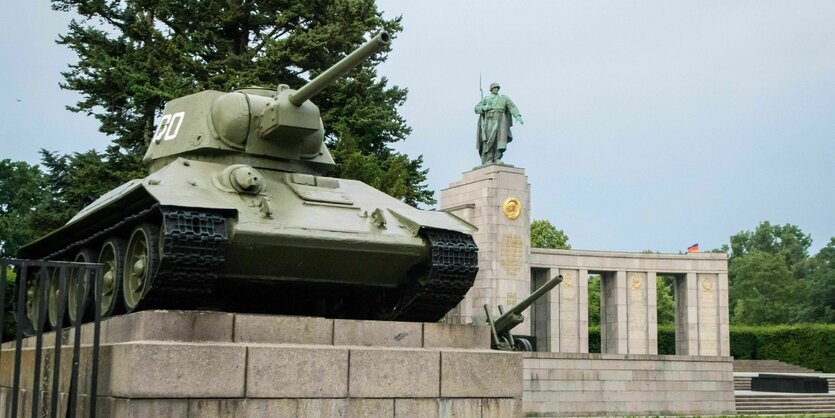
[153,112,186,142]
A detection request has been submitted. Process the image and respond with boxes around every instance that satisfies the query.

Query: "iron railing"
[1,258,103,418]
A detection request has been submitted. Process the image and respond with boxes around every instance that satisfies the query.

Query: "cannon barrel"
[289,32,391,106]
[492,274,563,334]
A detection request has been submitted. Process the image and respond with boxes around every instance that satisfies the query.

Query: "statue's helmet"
[489,82,500,91]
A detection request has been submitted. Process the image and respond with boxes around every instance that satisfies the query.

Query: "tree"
[52,0,434,206]
[530,220,570,249]
[0,160,50,257]
[656,276,675,325]
[730,221,812,276]
[588,274,600,326]
[797,237,835,323]
[2,267,16,341]
[730,251,803,324]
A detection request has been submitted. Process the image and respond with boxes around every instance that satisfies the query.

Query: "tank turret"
[19,32,478,333]
[142,32,391,174]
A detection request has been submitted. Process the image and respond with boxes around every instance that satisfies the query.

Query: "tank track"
[139,207,228,309]
[43,204,228,310]
[388,228,479,322]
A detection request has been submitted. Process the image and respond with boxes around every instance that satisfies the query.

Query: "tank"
[18,32,478,329]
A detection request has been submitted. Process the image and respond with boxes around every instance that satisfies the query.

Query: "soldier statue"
[474,82,523,165]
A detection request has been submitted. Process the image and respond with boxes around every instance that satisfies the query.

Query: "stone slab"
[441,350,522,398]
[234,314,332,345]
[395,399,440,418]
[246,345,348,398]
[349,348,439,397]
[423,323,490,349]
[110,342,245,398]
[105,310,235,344]
[188,399,299,418]
[333,319,422,347]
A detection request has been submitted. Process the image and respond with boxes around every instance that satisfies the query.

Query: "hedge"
[729,324,835,373]
[588,323,835,372]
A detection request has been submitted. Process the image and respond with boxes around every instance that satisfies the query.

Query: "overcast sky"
[1,1,833,254]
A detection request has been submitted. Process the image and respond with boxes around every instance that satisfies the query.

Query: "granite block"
[423,323,490,349]
[395,399,439,418]
[349,348,439,397]
[110,342,245,398]
[441,350,522,398]
[334,319,421,348]
[246,345,348,398]
[234,314,332,345]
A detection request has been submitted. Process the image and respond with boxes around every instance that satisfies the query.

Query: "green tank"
[19,32,478,329]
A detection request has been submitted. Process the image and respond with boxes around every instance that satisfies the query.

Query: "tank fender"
[388,208,477,237]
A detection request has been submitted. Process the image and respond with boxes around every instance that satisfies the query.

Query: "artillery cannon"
[19,32,478,332]
[484,275,563,351]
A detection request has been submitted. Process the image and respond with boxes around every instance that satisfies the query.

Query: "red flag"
[687,243,699,253]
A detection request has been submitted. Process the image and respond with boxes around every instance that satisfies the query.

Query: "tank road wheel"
[98,238,127,317]
[47,267,65,330]
[123,224,160,313]
[23,268,45,335]
[68,249,97,325]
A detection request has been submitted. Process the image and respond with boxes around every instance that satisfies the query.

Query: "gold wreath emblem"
[630,275,642,289]
[563,272,574,287]
[503,197,522,220]
[702,277,714,291]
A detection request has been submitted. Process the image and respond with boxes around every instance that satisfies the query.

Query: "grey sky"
[1,1,833,254]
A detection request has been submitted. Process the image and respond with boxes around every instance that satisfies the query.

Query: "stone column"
[625,271,655,355]
[675,273,699,355]
[718,272,731,356]
[579,269,590,353]
[440,165,531,334]
[530,268,553,352]
[646,271,658,355]
[675,272,727,356]
[600,271,627,354]
[599,271,655,354]
[546,268,585,353]
[696,273,721,356]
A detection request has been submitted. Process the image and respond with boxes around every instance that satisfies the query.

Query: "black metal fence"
[0,259,103,418]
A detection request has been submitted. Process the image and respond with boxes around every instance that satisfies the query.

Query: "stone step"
[734,359,819,373]
[735,393,835,415]
[737,395,835,400]
[737,400,835,404]
[736,409,835,415]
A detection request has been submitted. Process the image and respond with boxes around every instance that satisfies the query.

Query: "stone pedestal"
[441,165,531,334]
[0,311,523,418]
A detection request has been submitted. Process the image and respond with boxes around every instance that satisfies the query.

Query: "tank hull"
[19,158,478,322]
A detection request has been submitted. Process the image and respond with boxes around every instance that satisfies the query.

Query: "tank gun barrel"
[484,274,563,351]
[492,274,563,334]
[289,32,391,106]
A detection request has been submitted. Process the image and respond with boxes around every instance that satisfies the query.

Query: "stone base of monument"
[0,311,522,418]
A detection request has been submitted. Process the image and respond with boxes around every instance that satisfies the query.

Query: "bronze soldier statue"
[475,82,523,165]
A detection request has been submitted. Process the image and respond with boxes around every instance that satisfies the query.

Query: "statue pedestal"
[0,311,522,417]
[441,164,531,334]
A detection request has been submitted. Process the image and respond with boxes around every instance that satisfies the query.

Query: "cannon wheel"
[515,337,533,352]
[98,238,126,317]
[68,248,97,325]
[123,224,161,313]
